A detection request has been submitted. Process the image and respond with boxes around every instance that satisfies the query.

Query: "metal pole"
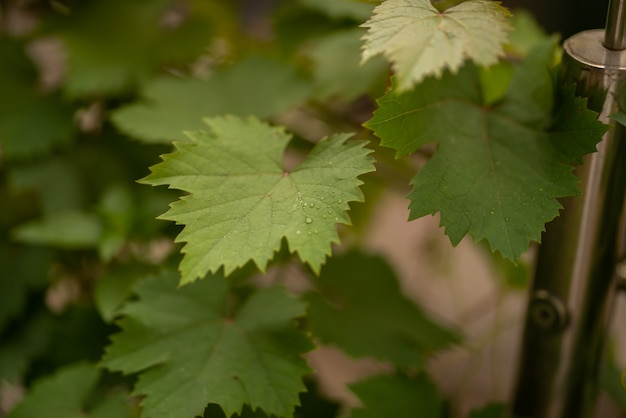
[512,2,626,417]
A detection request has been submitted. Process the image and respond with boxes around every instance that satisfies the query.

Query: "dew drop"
[505,217,510,222]
[316,204,321,209]
[323,214,327,219]
[296,230,301,235]
[305,217,313,224]
[320,197,325,201]
[337,199,343,204]
[490,211,495,215]
[313,229,319,234]
[309,202,315,208]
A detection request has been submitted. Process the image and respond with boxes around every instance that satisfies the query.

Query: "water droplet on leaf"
[305,217,313,224]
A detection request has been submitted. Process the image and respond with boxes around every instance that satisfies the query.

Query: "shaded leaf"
[299,0,374,21]
[55,0,215,97]
[348,374,443,418]
[111,56,312,143]
[468,403,507,418]
[5,363,130,418]
[11,211,102,249]
[141,115,375,283]
[307,250,461,367]
[310,29,388,101]
[101,271,313,418]
[0,39,76,160]
[361,0,512,91]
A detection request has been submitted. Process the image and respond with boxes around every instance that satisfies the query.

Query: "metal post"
[512,1,626,417]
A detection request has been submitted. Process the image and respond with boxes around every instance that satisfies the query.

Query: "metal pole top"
[605,0,626,50]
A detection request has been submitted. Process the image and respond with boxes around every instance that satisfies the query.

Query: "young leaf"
[307,250,461,367]
[141,115,375,283]
[5,363,131,418]
[111,56,312,143]
[361,0,512,91]
[101,271,314,418]
[347,374,444,418]
[365,40,606,260]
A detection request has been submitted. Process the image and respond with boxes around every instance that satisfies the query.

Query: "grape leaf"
[310,29,388,101]
[5,363,131,418]
[111,56,312,143]
[101,270,314,418]
[468,403,507,418]
[55,0,214,97]
[347,374,443,418]
[0,39,76,160]
[11,210,102,249]
[0,245,51,332]
[365,39,607,259]
[361,0,512,91]
[299,0,374,21]
[141,115,375,283]
[307,250,461,368]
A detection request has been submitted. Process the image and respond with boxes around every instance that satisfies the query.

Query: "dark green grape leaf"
[141,116,375,283]
[0,244,52,331]
[361,0,512,91]
[111,56,312,143]
[5,363,131,418]
[0,39,76,160]
[347,374,444,418]
[298,0,374,21]
[307,250,461,368]
[0,313,53,383]
[55,0,214,97]
[468,403,507,418]
[101,271,314,418]
[9,158,85,215]
[365,39,607,260]
[94,264,146,323]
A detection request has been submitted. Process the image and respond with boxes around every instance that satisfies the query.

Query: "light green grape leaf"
[141,115,375,283]
[55,0,214,97]
[361,0,512,91]
[365,40,606,260]
[468,403,507,418]
[298,0,374,21]
[5,363,131,418]
[110,56,312,143]
[307,250,461,368]
[347,374,443,418]
[101,271,313,418]
[11,210,102,249]
[310,29,388,101]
